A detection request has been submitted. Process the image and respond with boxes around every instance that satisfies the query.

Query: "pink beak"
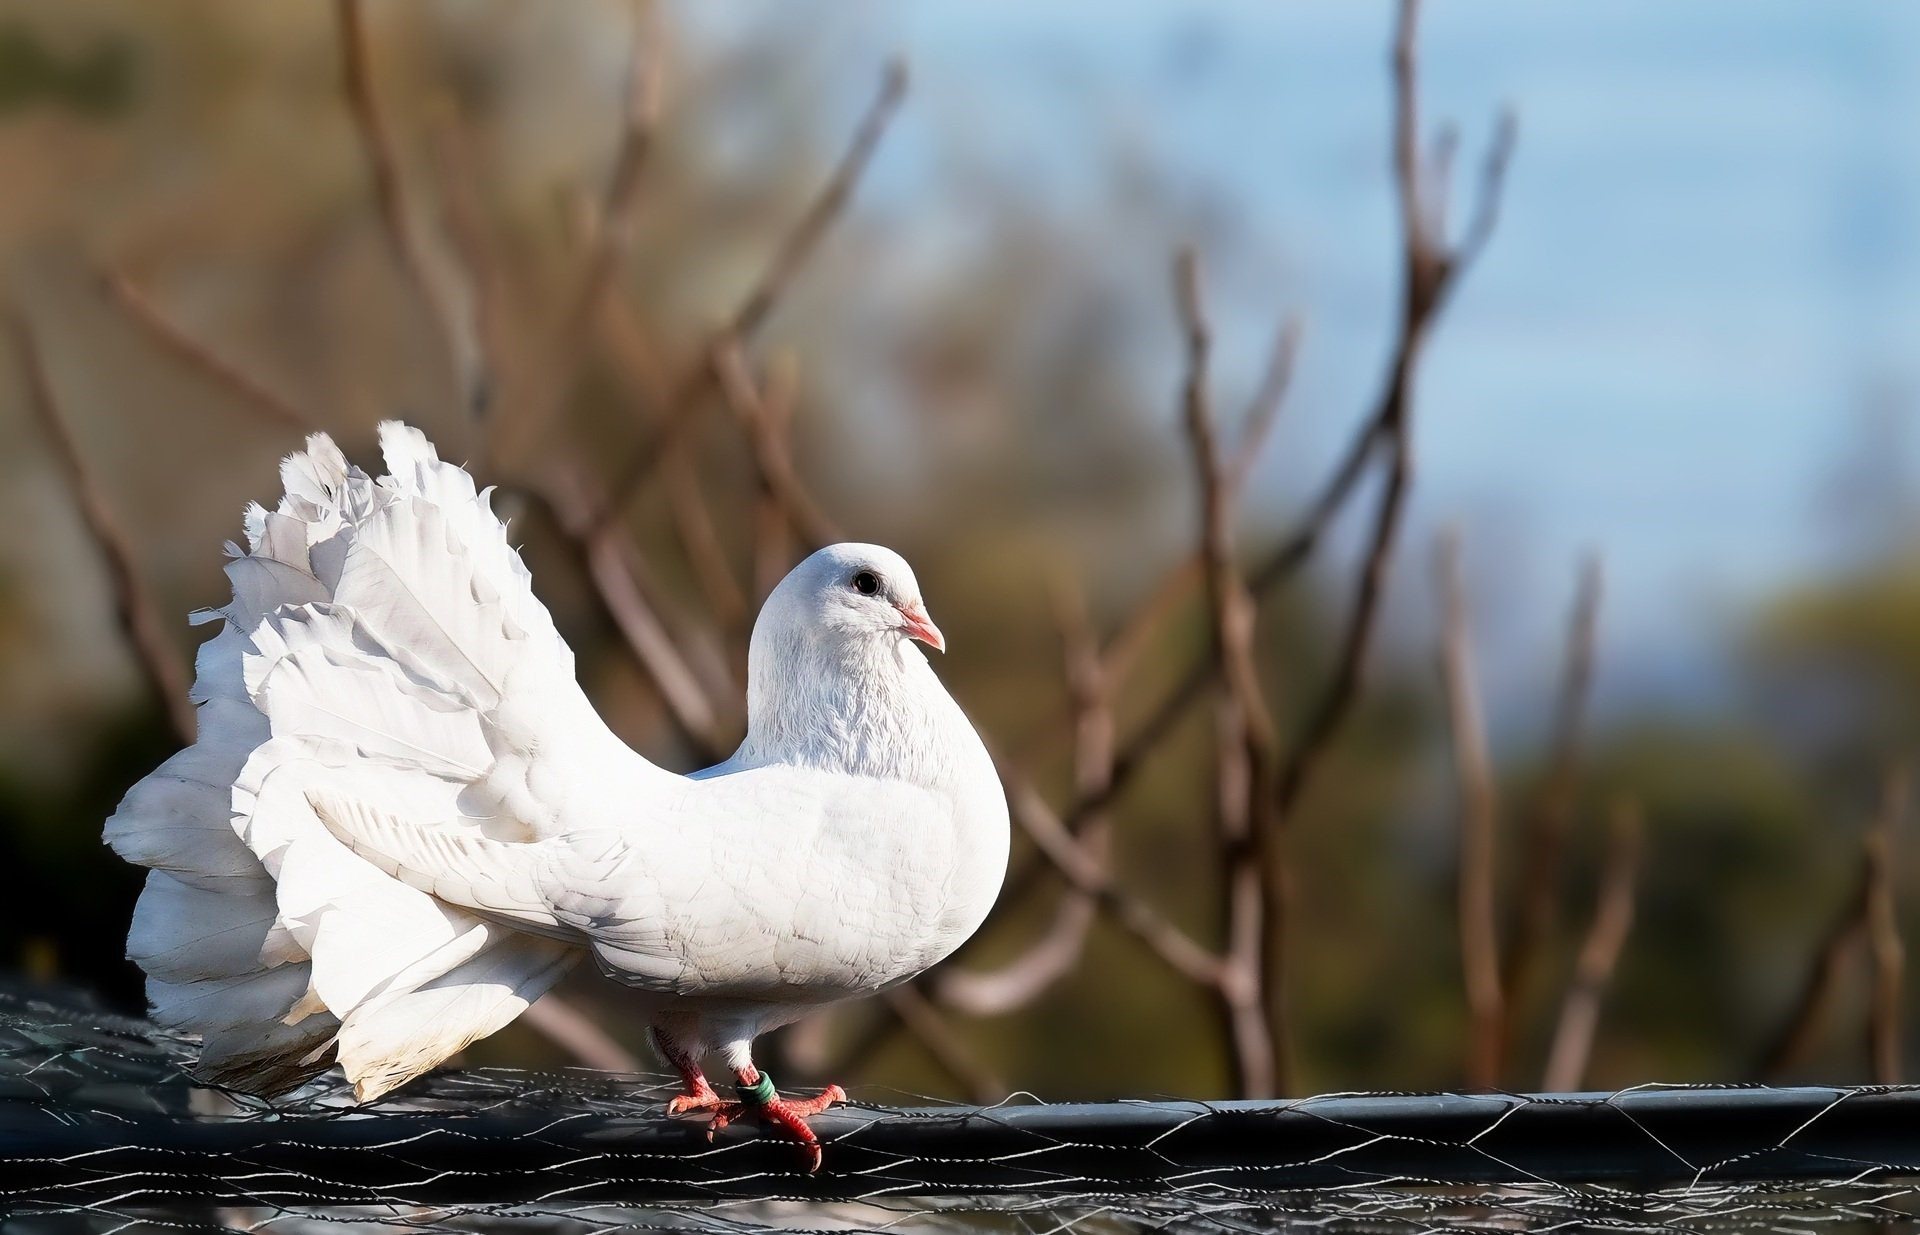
[896,600,946,653]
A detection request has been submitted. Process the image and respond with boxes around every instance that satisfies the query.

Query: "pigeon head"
[734,543,957,775]
[763,542,945,655]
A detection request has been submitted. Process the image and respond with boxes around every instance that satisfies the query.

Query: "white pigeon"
[105,422,1008,1166]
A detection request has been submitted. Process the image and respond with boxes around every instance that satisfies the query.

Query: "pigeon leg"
[651,1028,723,1115]
[707,1063,847,1172]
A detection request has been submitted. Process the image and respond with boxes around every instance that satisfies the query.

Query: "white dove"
[105,422,1008,1166]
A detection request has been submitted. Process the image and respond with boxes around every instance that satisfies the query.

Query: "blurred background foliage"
[0,0,1917,1102]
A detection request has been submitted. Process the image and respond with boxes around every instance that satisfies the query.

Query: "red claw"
[706,1083,848,1172]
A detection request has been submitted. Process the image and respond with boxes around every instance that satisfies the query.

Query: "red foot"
[665,1080,723,1116]
[653,1028,723,1117]
[709,1083,848,1172]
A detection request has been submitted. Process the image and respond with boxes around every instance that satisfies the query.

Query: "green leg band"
[736,1072,777,1106]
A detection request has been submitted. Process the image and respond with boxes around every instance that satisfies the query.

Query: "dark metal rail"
[3,1085,1920,1207]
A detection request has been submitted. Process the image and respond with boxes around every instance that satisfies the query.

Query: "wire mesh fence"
[5,987,1920,1233]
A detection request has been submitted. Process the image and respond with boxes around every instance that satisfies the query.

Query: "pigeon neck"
[737,624,963,786]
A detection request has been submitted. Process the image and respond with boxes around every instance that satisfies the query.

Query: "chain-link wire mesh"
[5,986,1920,1233]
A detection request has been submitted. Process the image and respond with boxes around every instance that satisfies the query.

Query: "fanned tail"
[107,423,585,1100]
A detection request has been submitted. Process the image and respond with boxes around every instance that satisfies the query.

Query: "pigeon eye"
[851,570,881,596]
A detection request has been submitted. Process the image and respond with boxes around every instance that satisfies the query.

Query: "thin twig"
[1177,251,1278,753]
[1755,810,1882,1079]
[8,316,195,745]
[1866,767,1907,1084]
[880,986,1004,1105]
[100,272,319,434]
[933,577,1113,1017]
[928,2,1513,1079]
[663,439,751,636]
[596,61,907,527]
[521,994,643,1073]
[1023,320,1297,765]
[1227,317,1305,496]
[505,0,665,464]
[991,317,1298,912]
[1177,248,1281,1097]
[996,761,1224,989]
[1503,555,1603,1056]
[712,341,842,551]
[1253,0,1513,1087]
[1437,530,1503,1088]
[529,462,731,764]
[1040,0,1514,849]
[336,0,488,426]
[751,351,801,603]
[428,106,516,476]
[1541,796,1642,1092]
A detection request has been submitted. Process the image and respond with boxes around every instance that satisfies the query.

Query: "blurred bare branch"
[1866,767,1907,1085]
[597,60,908,527]
[1178,248,1281,1096]
[994,762,1224,989]
[100,272,320,434]
[1504,555,1603,1057]
[1248,0,1512,1077]
[1227,318,1305,496]
[880,986,1004,1105]
[1045,0,1514,857]
[522,994,643,1074]
[713,342,842,551]
[992,311,1299,933]
[336,0,488,429]
[428,107,516,476]
[751,352,802,603]
[1436,530,1504,1088]
[1755,781,1909,1081]
[533,463,733,763]
[7,315,195,745]
[1541,797,1642,1092]
[507,0,665,464]
[933,578,1113,1017]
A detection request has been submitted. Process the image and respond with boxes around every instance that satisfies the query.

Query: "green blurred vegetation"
[0,1,1913,1103]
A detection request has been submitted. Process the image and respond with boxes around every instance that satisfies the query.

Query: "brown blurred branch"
[880,986,1004,1105]
[522,993,643,1073]
[505,1,665,465]
[1037,0,1514,856]
[992,317,1299,927]
[596,60,907,528]
[1866,767,1907,1084]
[1502,555,1602,1055]
[713,342,842,551]
[100,272,319,434]
[1248,0,1512,1082]
[1540,796,1642,1092]
[1177,248,1282,1097]
[531,464,732,764]
[8,316,195,746]
[932,579,1114,1017]
[1436,530,1504,1089]
[1227,318,1307,495]
[995,762,1224,989]
[1754,777,1908,1081]
[428,107,517,476]
[664,452,751,637]
[923,4,1509,1092]
[336,0,488,427]
[750,352,802,603]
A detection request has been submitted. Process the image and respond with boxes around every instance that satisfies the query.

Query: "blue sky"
[685,2,1920,722]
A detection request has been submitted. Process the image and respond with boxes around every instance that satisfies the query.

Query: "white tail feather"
[107,423,583,1098]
